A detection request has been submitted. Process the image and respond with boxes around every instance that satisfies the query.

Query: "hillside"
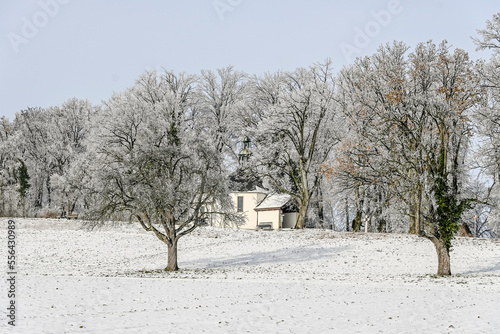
[1,218,500,333]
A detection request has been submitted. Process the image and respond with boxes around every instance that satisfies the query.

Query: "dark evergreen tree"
[17,159,30,217]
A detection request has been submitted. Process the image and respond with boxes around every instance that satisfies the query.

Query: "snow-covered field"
[1,218,500,333]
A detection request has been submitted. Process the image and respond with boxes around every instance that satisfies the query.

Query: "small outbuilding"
[254,193,299,229]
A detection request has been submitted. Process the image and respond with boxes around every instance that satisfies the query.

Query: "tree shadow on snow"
[183,244,352,269]
[461,262,500,275]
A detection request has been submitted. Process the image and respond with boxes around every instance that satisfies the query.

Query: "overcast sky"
[0,0,497,120]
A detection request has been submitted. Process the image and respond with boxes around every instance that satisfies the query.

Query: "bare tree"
[198,66,247,159]
[252,60,342,228]
[90,70,238,271]
[334,41,483,275]
[14,107,54,213]
[0,117,18,216]
[47,98,94,216]
[473,12,500,235]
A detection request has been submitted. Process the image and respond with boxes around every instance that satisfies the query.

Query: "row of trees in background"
[0,99,93,218]
[1,14,500,273]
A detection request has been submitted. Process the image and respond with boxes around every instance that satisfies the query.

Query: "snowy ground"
[1,218,499,333]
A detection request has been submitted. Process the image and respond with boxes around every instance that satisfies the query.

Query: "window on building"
[237,196,244,212]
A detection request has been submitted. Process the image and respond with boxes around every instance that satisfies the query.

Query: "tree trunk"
[21,196,26,218]
[295,199,309,229]
[165,238,179,271]
[70,198,77,215]
[377,219,386,233]
[352,186,364,232]
[46,175,52,206]
[409,212,416,234]
[352,210,362,232]
[295,159,310,229]
[409,185,422,235]
[430,237,451,276]
[415,185,422,235]
[459,222,473,237]
[316,188,324,228]
[345,197,349,232]
[35,184,43,211]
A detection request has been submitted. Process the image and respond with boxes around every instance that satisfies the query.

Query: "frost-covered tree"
[252,60,342,228]
[198,66,247,159]
[90,70,237,271]
[46,98,94,216]
[333,42,414,233]
[473,13,500,236]
[0,117,18,216]
[17,159,30,217]
[334,41,482,275]
[14,107,54,213]
[473,13,500,52]
[13,99,94,217]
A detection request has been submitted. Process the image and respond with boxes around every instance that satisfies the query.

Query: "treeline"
[1,15,499,244]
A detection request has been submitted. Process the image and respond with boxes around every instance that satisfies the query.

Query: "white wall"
[256,209,280,230]
[230,192,267,229]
